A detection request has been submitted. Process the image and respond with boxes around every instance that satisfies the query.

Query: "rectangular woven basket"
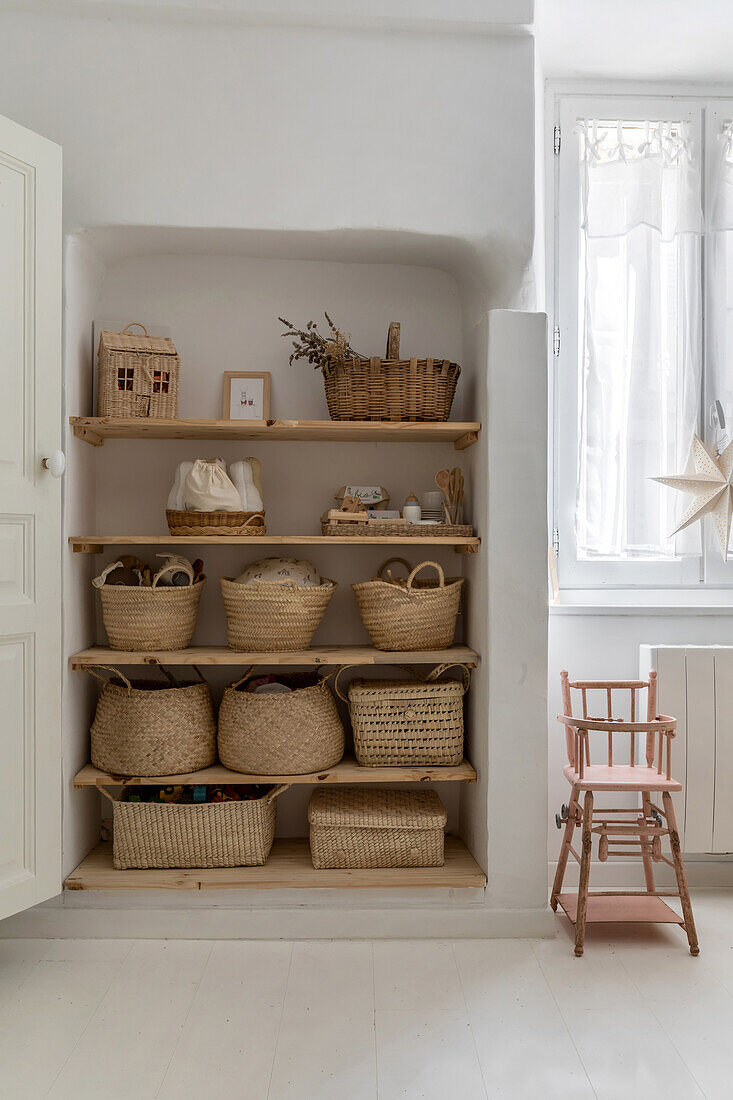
[101,785,288,869]
[335,664,469,766]
[308,787,446,869]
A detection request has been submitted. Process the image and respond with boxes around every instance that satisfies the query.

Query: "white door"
[0,114,62,920]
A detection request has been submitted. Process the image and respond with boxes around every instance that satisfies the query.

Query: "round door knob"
[42,450,66,478]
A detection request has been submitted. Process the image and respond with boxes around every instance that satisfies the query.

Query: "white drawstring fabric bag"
[184,458,243,512]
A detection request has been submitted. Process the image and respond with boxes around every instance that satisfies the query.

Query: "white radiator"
[640,646,733,854]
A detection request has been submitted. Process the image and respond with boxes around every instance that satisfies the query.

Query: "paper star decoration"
[651,435,733,560]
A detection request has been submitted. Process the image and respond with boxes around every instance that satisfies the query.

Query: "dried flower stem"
[278,313,364,370]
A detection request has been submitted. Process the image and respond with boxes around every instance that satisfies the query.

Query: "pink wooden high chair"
[552,670,698,957]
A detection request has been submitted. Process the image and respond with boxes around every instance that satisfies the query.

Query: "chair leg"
[640,790,655,893]
[574,790,594,957]
[551,786,579,911]
[662,792,699,957]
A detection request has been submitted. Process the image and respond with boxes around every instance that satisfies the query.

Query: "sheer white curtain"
[575,120,703,559]
[708,122,733,452]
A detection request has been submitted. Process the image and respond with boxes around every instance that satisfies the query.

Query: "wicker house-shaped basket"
[97,323,180,418]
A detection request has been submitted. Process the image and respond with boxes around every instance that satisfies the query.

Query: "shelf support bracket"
[72,423,104,446]
[454,430,479,451]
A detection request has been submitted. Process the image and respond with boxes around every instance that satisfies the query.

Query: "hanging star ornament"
[651,435,733,560]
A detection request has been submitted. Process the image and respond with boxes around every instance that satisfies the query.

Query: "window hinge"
[554,125,561,155]
[552,528,560,555]
[553,325,561,357]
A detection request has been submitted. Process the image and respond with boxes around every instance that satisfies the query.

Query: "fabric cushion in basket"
[234,556,322,587]
[308,787,446,869]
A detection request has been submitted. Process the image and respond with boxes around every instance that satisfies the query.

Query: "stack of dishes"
[419,490,446,524]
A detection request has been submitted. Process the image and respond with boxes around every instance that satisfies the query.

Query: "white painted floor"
[2,891,733,1098]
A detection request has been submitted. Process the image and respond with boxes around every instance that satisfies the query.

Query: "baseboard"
[0,896,555,940]
[548,857,733,890]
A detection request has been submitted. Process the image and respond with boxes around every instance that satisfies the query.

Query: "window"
[152,370,170,394]
[116,366,134,391]
[553,95,733,588]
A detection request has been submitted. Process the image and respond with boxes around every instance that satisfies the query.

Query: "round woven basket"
[89,667,216,776]
[99,579,204,650]
[166,509,266,536]
[352,560,463,651]
[220,576,337,651]
[218,675,345,775]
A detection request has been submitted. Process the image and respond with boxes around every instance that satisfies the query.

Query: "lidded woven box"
[97,322,179,418]
[308,787,446,869]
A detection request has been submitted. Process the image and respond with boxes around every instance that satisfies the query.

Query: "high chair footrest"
[557,893,684,925]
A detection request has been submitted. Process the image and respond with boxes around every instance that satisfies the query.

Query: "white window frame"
[550,90,733,591]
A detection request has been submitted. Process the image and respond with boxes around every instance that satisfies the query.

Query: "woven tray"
[166,509,266,536]
[321,521,472,538]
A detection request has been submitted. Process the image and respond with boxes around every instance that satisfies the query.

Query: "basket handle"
[425,663,471,693]
[376,557,413,582]
[85,665,133,693]
[333,662,433,701]
[265,783,291,804]
[406,561,445,591]
[385,322,401,360]
[230,667,257,690]
[122,322,150,336]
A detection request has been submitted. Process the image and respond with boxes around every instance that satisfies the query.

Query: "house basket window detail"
[153,370,170,394]
[117,366,134,391]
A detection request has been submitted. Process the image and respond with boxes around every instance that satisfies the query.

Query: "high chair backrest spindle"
[559,670,664,773]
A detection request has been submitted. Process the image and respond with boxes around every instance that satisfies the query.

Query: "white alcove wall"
[56,225,550,939]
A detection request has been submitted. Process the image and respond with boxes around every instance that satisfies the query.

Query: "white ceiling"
[536,0,733,83]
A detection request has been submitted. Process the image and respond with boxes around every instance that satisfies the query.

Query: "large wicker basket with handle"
[352,559,463,651]
[308,787,447,869]
[97,322,179,418]
[89,666,216,777]
[335,663,470,766]
[217,672,345,775]
[102,784,288,869]
[220,576,337,651]
[95,558,204,650]
[322,323,460,422]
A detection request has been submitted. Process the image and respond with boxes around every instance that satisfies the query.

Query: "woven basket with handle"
[96,558,203,650]
[322,322,460,422]
[102,784,288,869]
[220,576,337,651]
[89,666,216,777]
[308,787,447,869]
[352,558,463,651]
[97,322,179,418]
[217,672,345,775]
[335,663,470,766]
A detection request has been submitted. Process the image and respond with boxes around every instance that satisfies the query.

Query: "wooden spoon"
[434,468,452,504]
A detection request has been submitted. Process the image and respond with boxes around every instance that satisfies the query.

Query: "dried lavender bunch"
[278,312,364,370]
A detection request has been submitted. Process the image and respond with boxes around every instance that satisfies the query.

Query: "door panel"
[0,113,62,922]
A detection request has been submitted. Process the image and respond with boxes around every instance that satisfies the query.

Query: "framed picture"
[223,372,271,421]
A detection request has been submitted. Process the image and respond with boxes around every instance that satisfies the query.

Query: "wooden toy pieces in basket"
[92,554,205,650]
[352,558,464,651]
[166,457,266,536]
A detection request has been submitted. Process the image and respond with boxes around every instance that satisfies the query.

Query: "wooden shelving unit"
[74,757,477,787]
[70,643,479,669]
[70,416,481,451]
[64,837,486,890]
[70,534,480,554]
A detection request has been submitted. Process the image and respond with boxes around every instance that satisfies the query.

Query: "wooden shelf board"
[73,757,477,788]
[70,417,480,450]
[70,643,479,670]
[70,534,479,554]
[64,837,486,891]
[557,893,684,925]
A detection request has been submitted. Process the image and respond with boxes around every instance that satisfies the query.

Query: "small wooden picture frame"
[223,372,271,421]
